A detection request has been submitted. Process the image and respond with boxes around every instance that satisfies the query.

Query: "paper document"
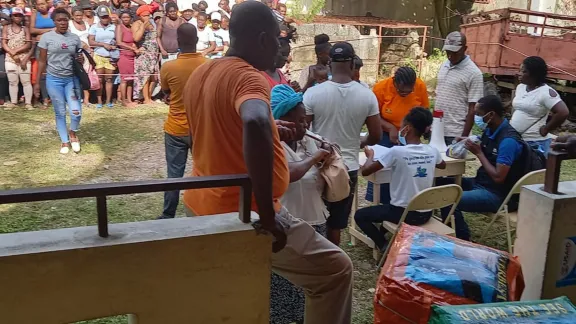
[367,145,391,161]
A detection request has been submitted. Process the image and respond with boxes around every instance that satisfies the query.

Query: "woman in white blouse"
[511,56,569,155]
[268,84,331,324]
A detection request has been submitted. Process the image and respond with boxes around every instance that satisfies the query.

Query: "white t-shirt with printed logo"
[376,144,442,208]
[511,83,562,141]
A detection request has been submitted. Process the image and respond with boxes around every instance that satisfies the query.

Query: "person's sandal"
[4,103,16,110]
[25,104,35,111]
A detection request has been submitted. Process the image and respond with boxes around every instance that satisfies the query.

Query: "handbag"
[305,132,350,202]
[87,65,100,91]
[73,48,96,91]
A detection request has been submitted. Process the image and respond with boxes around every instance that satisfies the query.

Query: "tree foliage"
[289,0,326,23]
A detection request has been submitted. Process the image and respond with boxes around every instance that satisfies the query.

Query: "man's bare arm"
[239,99,276,226]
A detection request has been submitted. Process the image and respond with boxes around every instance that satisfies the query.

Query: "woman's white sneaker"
[71,141,81,153]
[60,145,70,154]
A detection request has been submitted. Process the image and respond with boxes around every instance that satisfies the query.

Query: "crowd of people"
[0,0,295,153]
[5,0,575,322]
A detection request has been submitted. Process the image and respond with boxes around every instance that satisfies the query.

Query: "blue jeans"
[46,74,82,144]
[436,177,504,241]
[527,138,552,157]
[366,132,396,203]
[160,133,192,218]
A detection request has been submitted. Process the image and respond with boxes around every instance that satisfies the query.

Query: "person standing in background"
[132,4,159,104]
[261,38,289,87]
[69,6,91,104]
[35,8,83,154]
[158,23,205,219]
[511,56,569,156]
[0,13,10,109]
[89,5,117,109]
[299,34,331,92]
[304,42,382,246]
[352,55,369,88]
[3,7,33,110]
[218,0,231,14]
[435,31,483,144]
[80,0,98,26]
[157,2,184,65]
[206,11,228,58]
[30,0,55,109]
[116,9,138,107]
[195,12,215,57]
[181,7,196,26]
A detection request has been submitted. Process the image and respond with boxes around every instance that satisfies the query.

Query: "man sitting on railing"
[181,2,353,324]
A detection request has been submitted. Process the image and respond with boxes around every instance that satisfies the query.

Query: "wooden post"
[543,151,576,194]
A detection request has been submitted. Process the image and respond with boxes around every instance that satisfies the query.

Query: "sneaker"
[96,103,103,109]
[60,145,70,154]
[107,103,114,108]
[71,141,81,153]
[25,104,34,111]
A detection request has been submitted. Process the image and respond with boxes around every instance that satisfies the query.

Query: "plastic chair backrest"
[405,184,463,212]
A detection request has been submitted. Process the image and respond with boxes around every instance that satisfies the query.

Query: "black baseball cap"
[329,42,355,62]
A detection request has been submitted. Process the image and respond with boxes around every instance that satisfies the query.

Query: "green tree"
[288,0,326,23]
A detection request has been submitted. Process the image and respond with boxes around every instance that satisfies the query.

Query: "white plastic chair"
[480,169,546,254]
[377,184,462,269]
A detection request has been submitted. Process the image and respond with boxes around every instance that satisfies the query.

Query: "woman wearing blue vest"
[437,95,528,241]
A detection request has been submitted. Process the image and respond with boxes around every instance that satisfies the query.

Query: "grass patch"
[2,105,576,324]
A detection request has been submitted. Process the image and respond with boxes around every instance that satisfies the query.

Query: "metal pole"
[96,196,109,238]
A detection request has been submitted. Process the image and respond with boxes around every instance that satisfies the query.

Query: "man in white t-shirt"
[196,12,215,56]
[207,11,229,58]
[304,42,382,246]
[355,107,445,251]
[511,56,569,156]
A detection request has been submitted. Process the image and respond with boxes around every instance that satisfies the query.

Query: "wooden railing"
[0,175,252,237]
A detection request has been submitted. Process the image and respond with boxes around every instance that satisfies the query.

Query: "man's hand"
[275,120,296,142]
[454,137,467,143]
[313,148,330,164]
[259,217,288,253]
[20,59,28,71]
[539,125,549,137]
[552,135,576,155]
[290,81,301,92]
[388,128,399,144]
[465,139,482,156]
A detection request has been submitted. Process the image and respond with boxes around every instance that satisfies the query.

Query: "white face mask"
[398,126,407,146]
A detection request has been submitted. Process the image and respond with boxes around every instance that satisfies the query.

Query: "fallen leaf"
[3,161,18,166]
[368,288,375,293]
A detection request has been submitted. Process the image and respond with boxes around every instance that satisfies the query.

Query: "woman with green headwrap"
[269,84,332,324]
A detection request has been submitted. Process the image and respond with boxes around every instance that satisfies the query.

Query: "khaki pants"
[186,206,353,324]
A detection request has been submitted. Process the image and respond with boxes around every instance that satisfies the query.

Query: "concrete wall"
[0,212,272,324]
[291,23,380,85]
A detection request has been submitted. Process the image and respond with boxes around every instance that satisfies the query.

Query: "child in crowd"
[312,65,329,84]
[354,107,446,251]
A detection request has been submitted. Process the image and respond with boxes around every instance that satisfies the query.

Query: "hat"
[210,11,221,21]
[10,7,24,15]
[24,7,32,16]
[191,3,200,11]
[96,5,111,17]
[79,0,92,9]
[443,31,464,52]
[153,11,163,19]
[329,42,355,62]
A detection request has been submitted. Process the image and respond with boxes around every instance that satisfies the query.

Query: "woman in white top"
[269,84,331,324]
[511,56,569,156]
[69,7,90,48]
[355,107,446,251]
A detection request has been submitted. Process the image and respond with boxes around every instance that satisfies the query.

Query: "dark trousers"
[366,131,396,203]
[436,177,506,241]
[160,133,192,218]
[354,204,431,250]
[325,171,358,230]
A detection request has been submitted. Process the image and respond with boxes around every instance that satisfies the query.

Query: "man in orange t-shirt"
[367,66,429,203]
[182,2,353,323]
[158,24,206,219]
